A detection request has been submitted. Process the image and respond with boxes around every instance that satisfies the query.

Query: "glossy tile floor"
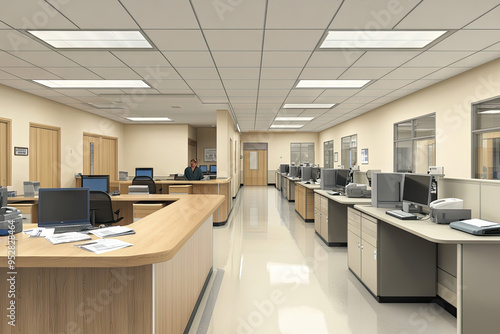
[206,186,456,334]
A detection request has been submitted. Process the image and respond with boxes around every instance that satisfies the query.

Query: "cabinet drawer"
[362,216,377,247]
[314,193,321,207]
[320,196,328,214]
[348,221,361,237]
[347,207,361,222]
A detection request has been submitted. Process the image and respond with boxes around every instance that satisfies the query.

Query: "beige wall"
[0,84,125,193]
[241,132,320,170]
[123,124,190,177]
[217,110,241,197]
[319,58,500,179]
[196,127,217,167]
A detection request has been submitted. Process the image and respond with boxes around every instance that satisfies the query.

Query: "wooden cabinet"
[347,208,378,296]
[314,194,329,243]
[10,203,38,224]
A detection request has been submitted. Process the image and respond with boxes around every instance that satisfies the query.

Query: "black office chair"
[89,191,124,226]
[132,175,157,194]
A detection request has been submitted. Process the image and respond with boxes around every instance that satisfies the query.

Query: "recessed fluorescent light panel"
[126,117,172,122]
[478,110,500,114]
[270,124,304,129]
[275,117,314,122]
[33,80,150,89]
[283,104,335,109]
[27,30,152,48]
[320,31,447,49]
[296,80,370,88]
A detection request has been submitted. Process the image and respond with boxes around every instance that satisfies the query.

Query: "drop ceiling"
[0,0,499,131]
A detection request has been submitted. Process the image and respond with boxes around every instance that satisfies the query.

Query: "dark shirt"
[184,166,203,180]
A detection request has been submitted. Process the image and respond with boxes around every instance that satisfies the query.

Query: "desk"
[282,176,300,202]
[313,190,371,246]
[295,182,320,222]
[352,205,500,334]
[0,194,224,334]
[117,179,231,226]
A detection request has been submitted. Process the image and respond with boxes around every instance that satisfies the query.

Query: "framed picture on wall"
[204,148,217,162]
[361,148,369,164]
[334,152,338,162]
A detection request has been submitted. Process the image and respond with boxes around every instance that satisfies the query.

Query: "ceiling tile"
[0,51,32,67]
[448,52,500,68]
[162,51,215,67]
[260,67,302,80]
[307,51,365,67]
[132,67,181,81]
[218,68,260,80]
[192,89,226,96]
[423,67,469,80]
[177,67,220,80]
[46,67,102,80]
[145,30,208,51]
[299,67,345,79]
[404,51,473,67]
[3,67,61,79]
[266,0,341,29]
[46,0,138,29]
[366,79,414,90]
[259,79,296,90]
[204,30,263,51]
[352,51,420,67]
[329,0,419,29]
[14,51,79,67]
[339,67,393,80]
[223,79,259,90]
[61,51,127,67]
[0,70,19,80]
[147,80,191,91]
[395,0,500,29]
[263,30,324,51]
[400,80,441,91]
[197,96,228,103]
[226,90,258,97]
[185,79,223,90]
[0,31,50,51]
[229,97,258,104]
[284,97,317,104]
[0,79,52,90]
[212,51,261,67]
[113,51,172,67]
[262,51,311,67]
[430,30,500,51]
[288,89,325,97]
[465,5,500,29]
[191,0,266,29]
[121,0,199,29]
[258,89,289,97]
[318,89,358,97]
[0,2,76,29]
[382,67,437,80]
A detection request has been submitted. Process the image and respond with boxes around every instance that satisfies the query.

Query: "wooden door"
[244,149,267,186]
[83,133,118,180]
[30,123,61,187]
[0,118,11,186]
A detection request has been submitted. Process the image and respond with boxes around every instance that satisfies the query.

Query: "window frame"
[341,134,357,168]
[290,142,315,165]
[323,140,334,168]
[472,97,500,179]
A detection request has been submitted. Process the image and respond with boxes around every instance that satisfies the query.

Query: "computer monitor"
[81,175,110,193]
[279,164,289,174]
[289,165,299,178]
[402,173,432,212]
[135,167,154,178]
[200,165,208,173]
[335,169,349,189]
[210,165,217,173]
[38,188,89,226]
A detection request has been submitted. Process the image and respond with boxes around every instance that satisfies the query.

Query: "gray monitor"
[301,166,312,181]
[289,165,299,178]
[0,187,7,207]
[371,172,404,208]
[320,168,336,190]
[24,181,35,197]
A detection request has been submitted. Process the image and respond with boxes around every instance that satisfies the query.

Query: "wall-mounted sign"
[14,147,28,156]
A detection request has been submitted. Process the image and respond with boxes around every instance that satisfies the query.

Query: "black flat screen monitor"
[136,167,153,178]
[210,165,217,173]
[200,165,208,173]
[38,188,89,225]
[81,175,109,193]
[402,173,432,208]
[335,169,349,188]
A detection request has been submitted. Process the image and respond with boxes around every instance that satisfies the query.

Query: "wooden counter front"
[0,195,223,334]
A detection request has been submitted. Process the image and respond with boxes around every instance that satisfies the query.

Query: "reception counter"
[1,194,224,334]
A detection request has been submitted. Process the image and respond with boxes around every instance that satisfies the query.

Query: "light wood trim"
[0,117,12,186]
[1,195,223,268]
[29,123,61,187]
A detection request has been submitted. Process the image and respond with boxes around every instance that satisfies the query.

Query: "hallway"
[204,186,456,334]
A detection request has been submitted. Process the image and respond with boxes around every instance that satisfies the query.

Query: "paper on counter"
[460,218,499,228]
[75,238,133,254]
[45,232,92,244]
[89,226,135,238]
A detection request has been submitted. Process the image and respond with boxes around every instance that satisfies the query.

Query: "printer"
[345,183,371,198]
[429,198,471,224]
[0,187,23,235]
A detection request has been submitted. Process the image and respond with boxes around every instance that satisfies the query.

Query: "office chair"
[89,191,124,226]
[132,175,157,194]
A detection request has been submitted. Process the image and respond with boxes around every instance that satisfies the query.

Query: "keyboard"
[327,191,343,196]
[53,225,96,234]
[386,210,418,220]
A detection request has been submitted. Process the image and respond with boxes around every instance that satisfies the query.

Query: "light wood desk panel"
[0,195,222,334]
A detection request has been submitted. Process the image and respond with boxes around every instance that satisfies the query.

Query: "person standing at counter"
[184,158,204,180]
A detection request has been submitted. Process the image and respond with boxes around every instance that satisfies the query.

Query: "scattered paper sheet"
[45,232,92,244]
[89,226,135,238]
[75,239,133,254]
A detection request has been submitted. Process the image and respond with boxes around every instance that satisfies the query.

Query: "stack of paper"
[45,232,92,244]
[75,239,133,254]
[89,226,135,238]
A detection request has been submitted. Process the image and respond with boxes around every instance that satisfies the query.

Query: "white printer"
[345,183,371,198]
[429,198,471,224]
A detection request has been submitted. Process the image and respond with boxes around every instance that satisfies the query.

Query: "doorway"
[243,143,267,186]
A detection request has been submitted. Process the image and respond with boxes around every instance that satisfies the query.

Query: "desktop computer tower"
[371,172,404,208]
[320,168,336,190]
